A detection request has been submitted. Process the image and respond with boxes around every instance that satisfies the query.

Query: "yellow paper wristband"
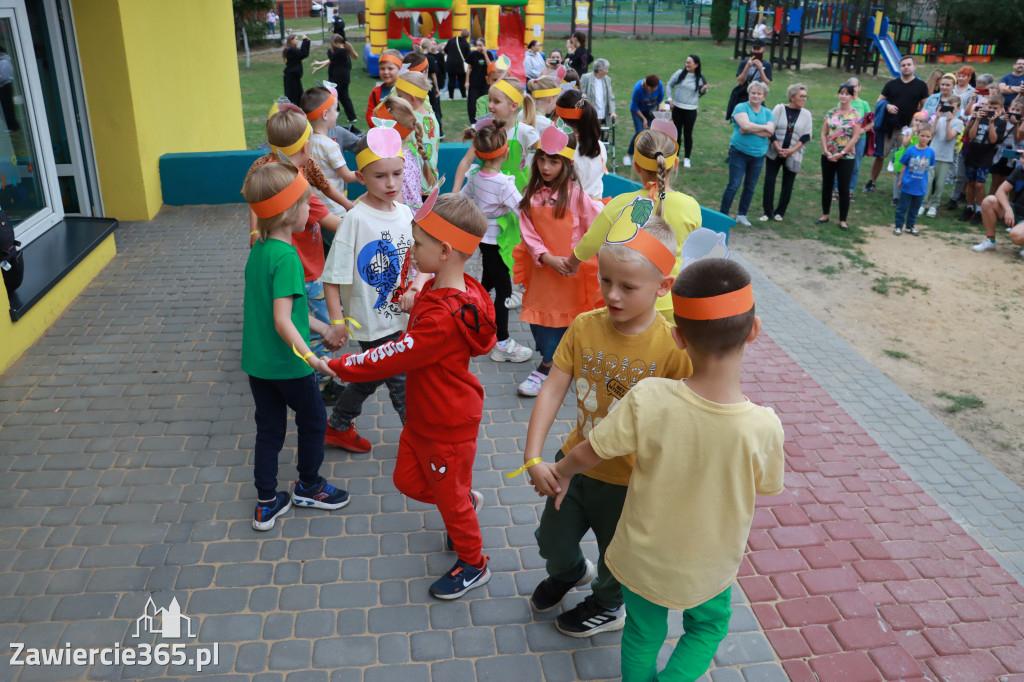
[506,457,543,479]
[292,344,317,366]
[250,230,259,236]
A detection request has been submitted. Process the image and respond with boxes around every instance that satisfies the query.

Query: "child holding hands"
[329,191,498,600]
[241,164,351,532]
[540,257,784,680]
[521,220,692,637]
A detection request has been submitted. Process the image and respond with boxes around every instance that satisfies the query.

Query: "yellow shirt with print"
[553,308,692,486]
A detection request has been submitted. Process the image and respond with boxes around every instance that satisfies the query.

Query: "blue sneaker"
[292,477,350,510]
[253,491,291,531]
[429,559,490,600]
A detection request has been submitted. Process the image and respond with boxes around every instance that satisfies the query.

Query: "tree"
[936,0,1024,57]
[710,0,732,45]
[233,0,275,47]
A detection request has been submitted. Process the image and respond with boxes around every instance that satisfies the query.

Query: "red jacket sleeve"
[328,308,453,382]
[366,86,380,128]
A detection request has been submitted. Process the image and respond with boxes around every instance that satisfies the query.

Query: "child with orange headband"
[460,121,533,365]
[394,68,441,193]
[519,219,692,638]
[554,88,607,199]
[513,124,603,397]
[365,48,402,127]
[241,164,351,532]
[541,256,784,680]
[300,87,358,227]
[328,190,498,600]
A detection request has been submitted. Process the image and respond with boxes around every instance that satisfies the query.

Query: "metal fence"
[542,0,739,38]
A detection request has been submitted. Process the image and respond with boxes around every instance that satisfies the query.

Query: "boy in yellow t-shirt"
[546,257,785,681]
[522,218,692,638]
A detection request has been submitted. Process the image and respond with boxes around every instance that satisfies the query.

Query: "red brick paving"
[741,335,1024,680]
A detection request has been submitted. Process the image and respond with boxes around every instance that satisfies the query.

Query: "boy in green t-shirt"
[545,258,785,681]
[241,164,351,531]
[523,218,692,637]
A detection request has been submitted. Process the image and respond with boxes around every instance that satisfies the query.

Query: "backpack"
[0,208,24,295]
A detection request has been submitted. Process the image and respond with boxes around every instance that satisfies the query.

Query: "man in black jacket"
[444,30,471,99]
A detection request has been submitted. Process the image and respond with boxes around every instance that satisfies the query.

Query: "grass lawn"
[237,35,1014,254]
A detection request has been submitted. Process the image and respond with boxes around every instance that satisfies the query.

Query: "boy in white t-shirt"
[544,257,785,681]
[301,87,358,222]
[320,127,430,453]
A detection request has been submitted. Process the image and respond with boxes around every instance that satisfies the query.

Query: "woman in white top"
[666,55,708,168]
[524,41,545,80]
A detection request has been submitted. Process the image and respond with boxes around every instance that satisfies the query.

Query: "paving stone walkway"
[1,204,1023,681]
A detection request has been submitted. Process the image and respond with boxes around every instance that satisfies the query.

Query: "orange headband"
[374,103,412,139]
[249,172,309,219]
[380,54,403,68]
[476,143,508,160]
[672,283,754,320]
[610,229,675,276]
[487,61,500,73]
[555,105,583,120]
[306,93,337,120]
[409,60,427,72]
[417,210,482,255]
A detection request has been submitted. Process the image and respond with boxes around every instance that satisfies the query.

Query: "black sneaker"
[959,207,975,222]
[320,381,343,406]
[862,181,876,194]
[554,595,626,637]
[970,211,982,225]
[906,226,920,236]
[253,491,291,531]
[429,558,490,600]
[530,559,597,612]
[444,491,483,551]
[890,198,899,207]
[945,199,959,211]
[293,477,350,510]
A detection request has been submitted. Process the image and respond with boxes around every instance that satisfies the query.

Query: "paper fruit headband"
[633,119,679,171]
[671,228,753,320]
[605,224,675,276]
[248,171,310,219]
[487,54,512,74]
[372,101,412,139]
[414,187,482,255]
[266,104,312,157]
[356,123,404,171]
[473,116,508,160]
[395,66,428,100]
[552,67,586,120]
[539,122,575,161]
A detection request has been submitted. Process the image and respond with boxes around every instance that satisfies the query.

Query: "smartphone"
[939,105,953,113]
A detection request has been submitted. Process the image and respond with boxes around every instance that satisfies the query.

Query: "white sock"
[497,339,509,349]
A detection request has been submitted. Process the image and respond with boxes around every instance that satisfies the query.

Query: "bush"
[710,0,731,44]
[941,0,1024,58]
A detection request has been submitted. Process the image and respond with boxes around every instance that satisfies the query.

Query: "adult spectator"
[566,31,592,75]
[998,58,1024,108]
[524,41,545,80]
[331,13,346,39]
[422,39,446,139]
[720,81,774,226]
[465,38,491,124]
[953,66,976,111]
[862,55,928,194]
[946,66,977,210]
[623,74,663,167]
[924,73,955,116]
[282,34,311,106]
[310,35,359,123]
[666,54,707,168]
[973,146,1024,254]
[842,77,871,200]
[726,39,772,120]
[444,30,471,99]
[540,49,563,78]
[581,58,616,131]
[924,69,944,97]
[817,83,862,231]
[267,10,278,34]
[761,83,812,222]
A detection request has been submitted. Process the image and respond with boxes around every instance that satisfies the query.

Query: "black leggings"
[448,72,467,99]
[428,89,444,136]
[479,243,510,342]
[335,75,357,122]
[671,107,698,159]
[820,156,855,221]
[284,73,304,106]
[762,155,798,218]
[467,87,488,124]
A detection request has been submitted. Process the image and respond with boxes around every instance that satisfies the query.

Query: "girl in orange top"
[513,124,604,397]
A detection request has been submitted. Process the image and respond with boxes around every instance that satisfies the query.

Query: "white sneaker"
[972,240,996,252]
[518,370,548,397]
[926,207,937,217]
[918,206,925,216]
[504,283,524,310]
[1019,248,1024,258]
[683,158,691,168]
[490,338,534,363]
[735,215,752,227]
[774,214,783,222]
[758,215,770,222]
[621,155,631,167]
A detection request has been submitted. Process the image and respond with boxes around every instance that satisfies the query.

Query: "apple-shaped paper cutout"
[367,126,402,159]
[651,119,677,142]
[415,186,440,222]
[474,114,496,132]
[269,100,305,119]
[555,65,567,81]
[680,228,729,269]
[494,54,512,72]
[540,124,569,156]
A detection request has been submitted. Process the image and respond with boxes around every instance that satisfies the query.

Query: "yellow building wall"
[0,235,116,375]
[71,0,245,221]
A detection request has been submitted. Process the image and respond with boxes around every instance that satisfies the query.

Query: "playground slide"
[497,11,527,84]
[872,32,901,78]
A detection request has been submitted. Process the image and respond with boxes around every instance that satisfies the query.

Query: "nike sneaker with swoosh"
[429,558,490,600]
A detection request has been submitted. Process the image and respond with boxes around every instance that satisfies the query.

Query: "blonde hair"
[493,77,535,125]
[601,218,678,276]
[266,110,309,150]
[242,164,312,241]
[524,76,559,125]
[398,71,431,103]
[379,96,435,186]
[415,194,488,257]
[633,130,677,217]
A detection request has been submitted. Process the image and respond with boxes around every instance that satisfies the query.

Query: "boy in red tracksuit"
[366,50,403,127]
[329,190,497,599]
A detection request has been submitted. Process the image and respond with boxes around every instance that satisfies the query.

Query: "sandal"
[839,223,850,231]
[814,217,829,224]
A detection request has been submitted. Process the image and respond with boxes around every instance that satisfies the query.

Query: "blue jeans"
[249,373,326,500]
[720,147,765,217]
[895,191,924,229]
[529,324,568,364]
[627,110,652,155]
[835,136,867,194]
[305,279,330,387]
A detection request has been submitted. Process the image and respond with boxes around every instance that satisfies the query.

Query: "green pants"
[620,585,732,682]
[534,451,629,609]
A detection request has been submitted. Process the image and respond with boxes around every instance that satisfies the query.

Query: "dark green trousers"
[534,451,629,609]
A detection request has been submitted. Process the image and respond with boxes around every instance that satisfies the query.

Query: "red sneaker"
[324,425,372,453]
